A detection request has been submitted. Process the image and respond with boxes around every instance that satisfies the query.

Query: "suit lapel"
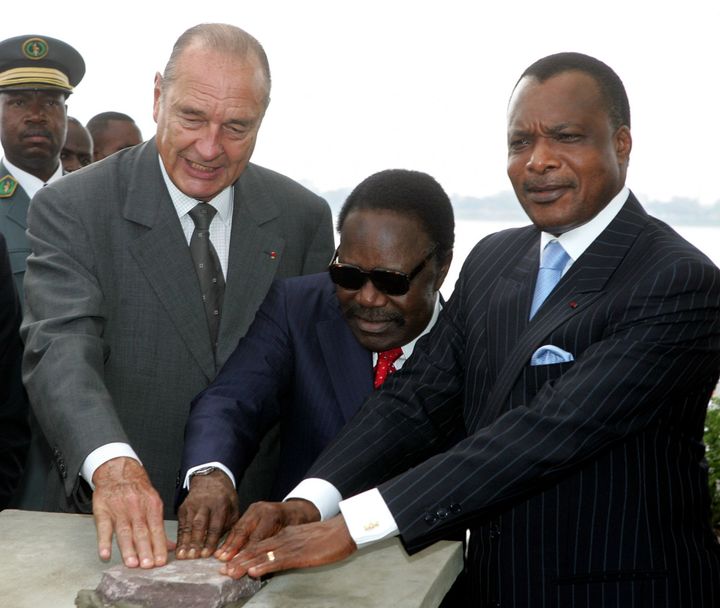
[485,230,539,377]
[216,164,286,365]
[484,194,649,418]
[124,140,216,381]
[316,293,373,423]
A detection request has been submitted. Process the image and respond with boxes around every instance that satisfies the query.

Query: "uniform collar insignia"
[0,174,18,198]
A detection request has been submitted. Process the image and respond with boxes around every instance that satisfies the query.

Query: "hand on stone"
[221,515,357,579]
[176,469,239,559]
[215,499,320,563]
[92,456,170,569]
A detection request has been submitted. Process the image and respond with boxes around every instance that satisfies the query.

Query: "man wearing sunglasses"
[175,169,454,560]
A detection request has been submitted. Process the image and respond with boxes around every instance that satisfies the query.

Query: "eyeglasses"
[328,246,437,296]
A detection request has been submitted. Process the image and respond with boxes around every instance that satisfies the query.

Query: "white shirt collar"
[539,186,630,266]
[2,156,63,198]
[158,155,233,225]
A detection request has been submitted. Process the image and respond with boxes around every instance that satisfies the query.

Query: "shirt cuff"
[81,443,141,490]
[183,462,236,490]
[339,488,399,548]
[284,478,342,521]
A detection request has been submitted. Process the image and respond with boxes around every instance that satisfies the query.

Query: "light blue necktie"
[529,240,570,319]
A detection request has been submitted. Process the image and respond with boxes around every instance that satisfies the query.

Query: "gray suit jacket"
[0,160,31,298]
[21,139,334,517]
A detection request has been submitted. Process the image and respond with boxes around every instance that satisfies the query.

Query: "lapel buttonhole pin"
[269,251,277,260]
[569,301,578,309]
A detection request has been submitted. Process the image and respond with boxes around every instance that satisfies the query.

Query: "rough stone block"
[75,558,262,608]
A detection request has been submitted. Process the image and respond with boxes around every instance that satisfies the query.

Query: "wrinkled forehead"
[338,210,433,269]
[168,45,270,103]
[507,71,608,129]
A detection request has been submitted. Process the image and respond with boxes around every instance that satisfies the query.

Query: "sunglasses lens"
[329,265,367,290]
[370,271,410,296]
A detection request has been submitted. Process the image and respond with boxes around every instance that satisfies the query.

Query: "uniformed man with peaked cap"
[0,34,84,512]
[0,34,84,295]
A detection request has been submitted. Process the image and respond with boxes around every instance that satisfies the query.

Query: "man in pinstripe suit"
[211,53,720,606]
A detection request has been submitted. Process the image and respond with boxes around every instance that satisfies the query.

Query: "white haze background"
[5,1,720,291]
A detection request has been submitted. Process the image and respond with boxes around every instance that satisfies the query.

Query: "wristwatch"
[189,465,218,479]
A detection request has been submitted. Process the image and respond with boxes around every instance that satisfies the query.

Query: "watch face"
[191,466,217,477]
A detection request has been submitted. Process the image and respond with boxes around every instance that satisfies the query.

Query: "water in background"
[442,220,720,299]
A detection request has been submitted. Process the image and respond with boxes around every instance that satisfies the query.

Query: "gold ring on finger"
[266,550,276,562]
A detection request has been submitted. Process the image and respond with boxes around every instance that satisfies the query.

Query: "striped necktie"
[188,203,226,351]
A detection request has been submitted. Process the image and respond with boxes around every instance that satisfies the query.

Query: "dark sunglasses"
[328,245,437,296]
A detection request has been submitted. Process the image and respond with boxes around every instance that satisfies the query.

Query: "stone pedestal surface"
[0,509,462,607]
[82,557,262,607]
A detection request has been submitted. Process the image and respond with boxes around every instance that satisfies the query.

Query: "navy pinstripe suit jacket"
[309,194,720,607]
[181,272,374,500]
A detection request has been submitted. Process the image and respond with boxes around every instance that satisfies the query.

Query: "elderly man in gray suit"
[21,23,334,571]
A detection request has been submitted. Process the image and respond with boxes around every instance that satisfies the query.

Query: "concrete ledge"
[0,510,462,608]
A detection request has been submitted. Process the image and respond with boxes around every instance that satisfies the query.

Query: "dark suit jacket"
[182,272,374,500]
[0,161,58,511]
[0,160,32,298]
[0,232,29,509]
[21,139,335,517]
[309,194,720,607]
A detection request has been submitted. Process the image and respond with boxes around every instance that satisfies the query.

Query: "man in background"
[86,111,142,161]
[21,23,333,571]
[215,52,720,606]
[176,169,454,559]
[0,34,84,293]
[60,116,93,172]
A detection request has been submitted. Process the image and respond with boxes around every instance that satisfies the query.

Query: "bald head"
[87,111,142,161]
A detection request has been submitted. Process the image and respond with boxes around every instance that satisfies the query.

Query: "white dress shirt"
[80,156,234,488]
[287,188,630,548]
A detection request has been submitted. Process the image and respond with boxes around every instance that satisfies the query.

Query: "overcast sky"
[7,1,720,205]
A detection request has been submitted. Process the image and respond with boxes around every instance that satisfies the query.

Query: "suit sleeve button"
[449,503,461,513]
[424,513,438,525]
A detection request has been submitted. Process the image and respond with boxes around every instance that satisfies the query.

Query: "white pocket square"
[530,345,575,366]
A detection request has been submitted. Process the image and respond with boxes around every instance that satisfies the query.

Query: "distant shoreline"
[319,188,720,226]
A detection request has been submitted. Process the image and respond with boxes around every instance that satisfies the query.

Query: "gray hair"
[162,23,271,106]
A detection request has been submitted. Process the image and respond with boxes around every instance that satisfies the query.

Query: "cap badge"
[0,175,18,198]
[22,37,49,60]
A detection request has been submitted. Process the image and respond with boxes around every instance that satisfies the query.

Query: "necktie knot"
[540,239,569,271]
[529,240,570,319]
[188,203,217,231]
[374,347,403,389]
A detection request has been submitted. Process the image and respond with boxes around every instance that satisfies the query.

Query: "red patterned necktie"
[373,347,403,389]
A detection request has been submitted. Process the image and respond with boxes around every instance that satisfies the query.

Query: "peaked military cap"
[0,34,85,95]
